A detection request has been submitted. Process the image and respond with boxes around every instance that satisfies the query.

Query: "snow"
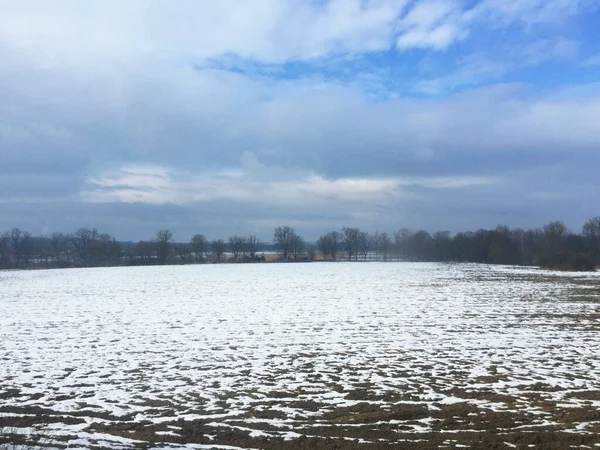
[1,262,599,447]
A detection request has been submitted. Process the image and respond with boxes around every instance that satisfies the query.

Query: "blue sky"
[1,0,599,241]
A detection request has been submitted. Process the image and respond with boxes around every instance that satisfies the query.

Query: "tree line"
[1,217,600,271]
[0,228,270,269]
[316,221,600,271]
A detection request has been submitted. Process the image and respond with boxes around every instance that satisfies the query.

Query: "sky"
[1,0,600,242]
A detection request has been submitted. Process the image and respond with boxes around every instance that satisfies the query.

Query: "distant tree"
[372,232,381,260]
[317,231,340,261]
[88,234,121,266]
[487,225,519,265]
[190,234,208,262]
[0,231,9,269]
[358,231,371,261]
[342,227,360,261]
[583,217,600,260]
[49,232,68,265]
[395,228,413,260]
[410,230,434,261]
[510,228,526,265]
[379,232,392,261]
[523,228,543,265]
[212,239,226,263]
[70,228,99,264]
[290,233,305,261]
[543,221,568,241]
[541,221,568,258]
[229,235,246,260]
[174,242,192,263]
[129,240,156,265]
[583,217,600,239]
[327,231,340,261]
[473,229,490,263]
[393,230,403,261]
[433,231,452,261]
[156,229,173,265]
[7,228,21,268]
[5,215,600,271]
[10,228,31,269]
[35,237,53,267]
[247,234,260,261]
[317,234,330,260]
[273,226,296,261]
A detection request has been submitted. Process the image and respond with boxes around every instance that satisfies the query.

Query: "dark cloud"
[1,3,599,239]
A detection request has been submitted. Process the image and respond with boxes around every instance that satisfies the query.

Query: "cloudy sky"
[1,0,599,241]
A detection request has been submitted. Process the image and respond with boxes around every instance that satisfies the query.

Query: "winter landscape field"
[1,263,599,449]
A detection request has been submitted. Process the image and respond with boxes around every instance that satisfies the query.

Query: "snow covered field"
[1,263,599,449]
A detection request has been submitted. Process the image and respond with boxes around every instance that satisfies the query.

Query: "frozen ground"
[1,262,599,449]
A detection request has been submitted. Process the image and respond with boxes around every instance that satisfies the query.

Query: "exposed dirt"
[2,264,600,449]
[2,385,600,449]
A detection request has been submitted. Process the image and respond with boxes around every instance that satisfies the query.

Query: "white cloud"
[0,0,590,68]
[0,0,408,65]
[414,37,579,93]
[415,53,511,93]
[469,0,590,27]
[81,163,498,208]
[397,23,467,50]
[81,164,409,208]
[582,53,600,67]
[395,0,587,52]
[518,37,578,65]
[401,0,458,30]
[0,1,598,237]
[396,0,468,50]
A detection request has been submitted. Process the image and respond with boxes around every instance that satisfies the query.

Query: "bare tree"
[342,227,360,261]
[393,230,402,261]
[229,235,246,260]
[371,232,381,260]
[129,240,156,264]
[9,228,22,268]
[583,217,600,257]
[10,228,31,269]
[510,228,526,264]
[156,229,173,265]
[273,226,296,261]
[317,231,340,261]
[394,228,413,261]
[583,217,600,238]
[190,234,208,262]
[174,242,192,263]
[49,232,68,265]
[70,227,100,264]
[410,230,434,261]
[327,231,340,261]
[433,231,452,261]
[36,237,53,267]
[0,231,9,269]
[541,221,568,257]
[86,233,121,266]
[21,232,32,268]
[317,234,331,261]
[358,231,371,261]
[212,239,226,263]
[379,232,392,262]
[247,234,260,261]
[290,233,305,261]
